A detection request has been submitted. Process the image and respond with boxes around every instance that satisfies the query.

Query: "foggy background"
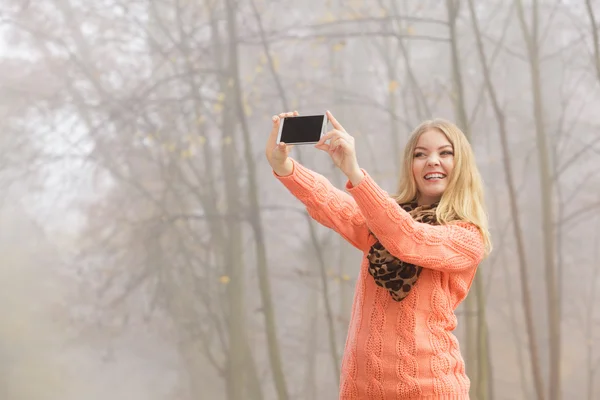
[0,0,599,399]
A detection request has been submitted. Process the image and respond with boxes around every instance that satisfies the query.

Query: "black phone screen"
[280,115,325,144]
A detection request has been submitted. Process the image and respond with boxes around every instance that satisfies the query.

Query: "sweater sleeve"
[345,169,485,272]
[272,158,371,252]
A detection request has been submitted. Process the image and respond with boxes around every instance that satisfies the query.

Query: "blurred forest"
[0,0,599,399]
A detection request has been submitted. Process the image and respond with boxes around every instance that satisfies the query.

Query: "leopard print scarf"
[366,201,438,302]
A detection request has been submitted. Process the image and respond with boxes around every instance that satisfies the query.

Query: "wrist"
[273,158,293,177]
[346,166,364,186]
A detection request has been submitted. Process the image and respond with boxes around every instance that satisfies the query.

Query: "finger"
[332,137,349,152]
[336,140,350,153]
[279,111,299,119]
[332,137,344,147]
[316,130,342,145]
[326,110,345,132]
[268,115,280,145]
[271,114,280,128]
[332,139,344,152]
[315,143,330,152]
[329,138,338,150]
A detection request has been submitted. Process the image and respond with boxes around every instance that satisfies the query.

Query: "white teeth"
[425,173,445,180]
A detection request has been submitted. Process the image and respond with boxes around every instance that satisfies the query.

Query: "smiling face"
[411,129,455,205]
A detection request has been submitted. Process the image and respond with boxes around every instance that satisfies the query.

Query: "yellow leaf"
[197,116,205,125]
[255,65,263,73]
[334,276,341,282]
[223,136,232,145]
[244,104,252,117]
[214,103,223,112]
[228,78,234,87]
[166,143,176,152]
[332,41,346,51]
[326,269,334,277]
[217,92,225,102]
[407,26,415,35]
[342,274,350,281]
[180,148,193,159]
[259,53,267,65]
[219,275,230,284]
[198,136,206,145]
[388,80,399,92]
[272,55,279,72]
[321,12,335,22]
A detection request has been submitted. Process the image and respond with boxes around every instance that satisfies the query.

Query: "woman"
[266,110,491,399]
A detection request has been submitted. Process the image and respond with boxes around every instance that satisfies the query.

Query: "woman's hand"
[315,111,364,184]
[266,111,298,176]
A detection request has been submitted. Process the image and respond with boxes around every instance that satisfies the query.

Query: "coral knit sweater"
[274,159,485,400]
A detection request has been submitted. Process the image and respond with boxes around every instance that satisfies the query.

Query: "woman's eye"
[414,152,426,158]
[441,151,454,156]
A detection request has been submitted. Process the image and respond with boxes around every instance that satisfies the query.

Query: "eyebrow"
[414,145,453,151]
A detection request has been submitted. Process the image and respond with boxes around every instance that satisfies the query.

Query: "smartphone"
[276,114,328,145]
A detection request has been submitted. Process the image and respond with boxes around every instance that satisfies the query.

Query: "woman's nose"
[427,156,440,166]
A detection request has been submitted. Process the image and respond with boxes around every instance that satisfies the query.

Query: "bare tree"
[467,1,545,399]
[514,1,560,399]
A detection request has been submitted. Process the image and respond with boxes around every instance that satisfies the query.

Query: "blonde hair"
[394,118,492,256]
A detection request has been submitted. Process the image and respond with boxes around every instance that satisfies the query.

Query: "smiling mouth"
[424,173,446,180]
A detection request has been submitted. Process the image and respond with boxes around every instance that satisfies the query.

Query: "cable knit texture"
[274,159,485,400]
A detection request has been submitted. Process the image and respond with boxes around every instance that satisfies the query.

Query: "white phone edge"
[276,114,328,145]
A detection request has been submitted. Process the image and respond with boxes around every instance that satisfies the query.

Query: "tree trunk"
[205,3,250,399]
[584,0,600,82]
[586,222,600,400]
[225,1,290,398]
[304,290,319,400]
[468,1,545,399]
[220,71,248,400]
[446,0,469,133]
[248,0,341,383]
[444,1,486,396]
[180,5,265,397]
[514,1,560,399]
